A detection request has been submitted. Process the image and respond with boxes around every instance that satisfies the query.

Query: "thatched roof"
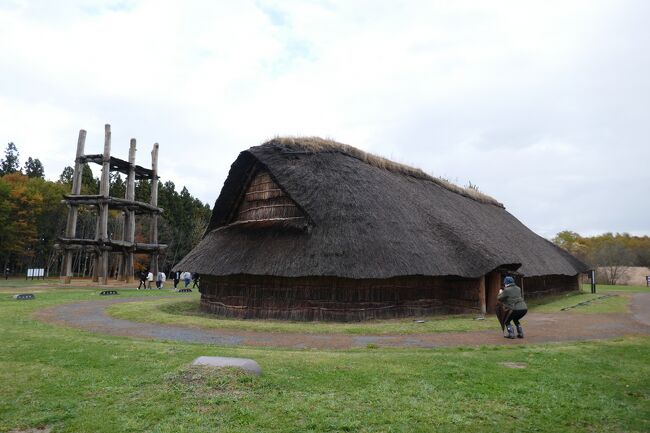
[175,137,588,279]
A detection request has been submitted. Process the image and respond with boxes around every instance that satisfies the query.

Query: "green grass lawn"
[0,276,63,289]
[528,292,630,314]
[582,283,650,293]
[106,288,632,336]
[1,287,649,432]
[106,296,499,335]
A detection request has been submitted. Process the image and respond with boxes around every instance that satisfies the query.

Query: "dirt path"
[34,294,650,349]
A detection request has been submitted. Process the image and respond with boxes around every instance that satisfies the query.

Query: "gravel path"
[33,294,650,349]
[631,292,650,327]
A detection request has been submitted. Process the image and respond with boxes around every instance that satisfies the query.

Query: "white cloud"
[1,0,648,236]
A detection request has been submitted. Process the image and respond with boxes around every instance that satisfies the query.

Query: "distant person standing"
[156,271,166,289]
[496,276,528,339]
[191,272,200,289]
[137,270,147,290]
[182,271,191,288]
[172,270,180,289]
[4,268,9,280]
[147,270,154,289]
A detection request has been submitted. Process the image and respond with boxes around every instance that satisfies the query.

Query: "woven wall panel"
[523,275,580,298]
[199,274,481,321]
[235,170,304,223]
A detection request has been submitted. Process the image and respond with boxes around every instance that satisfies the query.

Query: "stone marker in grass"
[192,356,262,375]
[13,293,35,300]
[99,290,118,296]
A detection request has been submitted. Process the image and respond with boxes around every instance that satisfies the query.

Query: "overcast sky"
[1,0,648,238]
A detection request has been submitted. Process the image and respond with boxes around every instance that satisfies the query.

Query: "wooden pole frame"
[57,125,166,286]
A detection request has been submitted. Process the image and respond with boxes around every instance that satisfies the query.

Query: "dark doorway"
[485,271,501,313]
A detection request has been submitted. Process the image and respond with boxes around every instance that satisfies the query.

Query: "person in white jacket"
[182,271,191,288]
[156,271,166,289]
[147,271,154,289]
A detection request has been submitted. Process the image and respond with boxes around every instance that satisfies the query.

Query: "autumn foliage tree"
[1,142,210,278]
[553,231,650,284]
[0,174,41,269]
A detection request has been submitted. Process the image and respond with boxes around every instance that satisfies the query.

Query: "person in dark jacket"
[497,276,528,339]
[137,269,148,290]
[172,270,180,289]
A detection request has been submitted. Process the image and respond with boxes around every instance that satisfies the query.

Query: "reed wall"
[523,274,580,298]
[235,170,303,223]
[199,274,482,321]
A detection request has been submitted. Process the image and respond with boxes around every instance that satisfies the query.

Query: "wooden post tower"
[57,124,167,285]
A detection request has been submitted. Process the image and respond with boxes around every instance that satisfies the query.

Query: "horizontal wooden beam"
[78,154,156,180]
[62,195,163,214]
[56,237,168,253]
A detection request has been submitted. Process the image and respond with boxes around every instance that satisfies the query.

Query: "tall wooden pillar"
[62,130,86,283]
[124,139,137,283]
[92,217,100,282]
[487,271,501,313]
[96,124,111,285]
[478,275,486,315]
[149,143,159,277]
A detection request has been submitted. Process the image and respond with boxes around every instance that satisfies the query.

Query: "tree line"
[0,142,211,278]
[553,231,650,284]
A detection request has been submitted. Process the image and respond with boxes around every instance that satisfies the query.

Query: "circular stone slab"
[192,356,262,375]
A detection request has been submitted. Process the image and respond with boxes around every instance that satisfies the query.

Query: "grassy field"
[107,296,499,335]
[582,283,650,293]
[1,284,649,432]
[0,277,63,289]
[105,287,635,335]
[527,291,631,313]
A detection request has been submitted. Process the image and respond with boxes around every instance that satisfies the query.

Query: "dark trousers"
[173,278,179,288]
[505,309,527,326]
[137,279,146,289]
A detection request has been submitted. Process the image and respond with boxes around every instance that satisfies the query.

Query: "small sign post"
[26,268,45,280]
[590,270,596,294]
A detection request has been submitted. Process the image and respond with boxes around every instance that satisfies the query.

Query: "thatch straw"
[273,136,503,208]
[175,137,589,281]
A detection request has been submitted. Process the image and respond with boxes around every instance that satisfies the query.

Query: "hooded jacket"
[497,283,528,310]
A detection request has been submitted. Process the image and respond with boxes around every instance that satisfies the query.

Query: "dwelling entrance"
[485,271,501,313]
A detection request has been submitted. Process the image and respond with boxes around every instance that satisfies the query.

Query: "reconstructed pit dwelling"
[175,137,589,321]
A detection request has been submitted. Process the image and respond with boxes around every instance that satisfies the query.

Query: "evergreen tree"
[0,142,20,175]
[81,164,99,194]
[24,157,45,178]
[110,172,126,198]
[59,166,74,185]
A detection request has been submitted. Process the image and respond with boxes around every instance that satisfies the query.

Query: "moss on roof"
[273,137,503,208]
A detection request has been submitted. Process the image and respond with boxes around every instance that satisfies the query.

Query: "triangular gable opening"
[229,169,307,228]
